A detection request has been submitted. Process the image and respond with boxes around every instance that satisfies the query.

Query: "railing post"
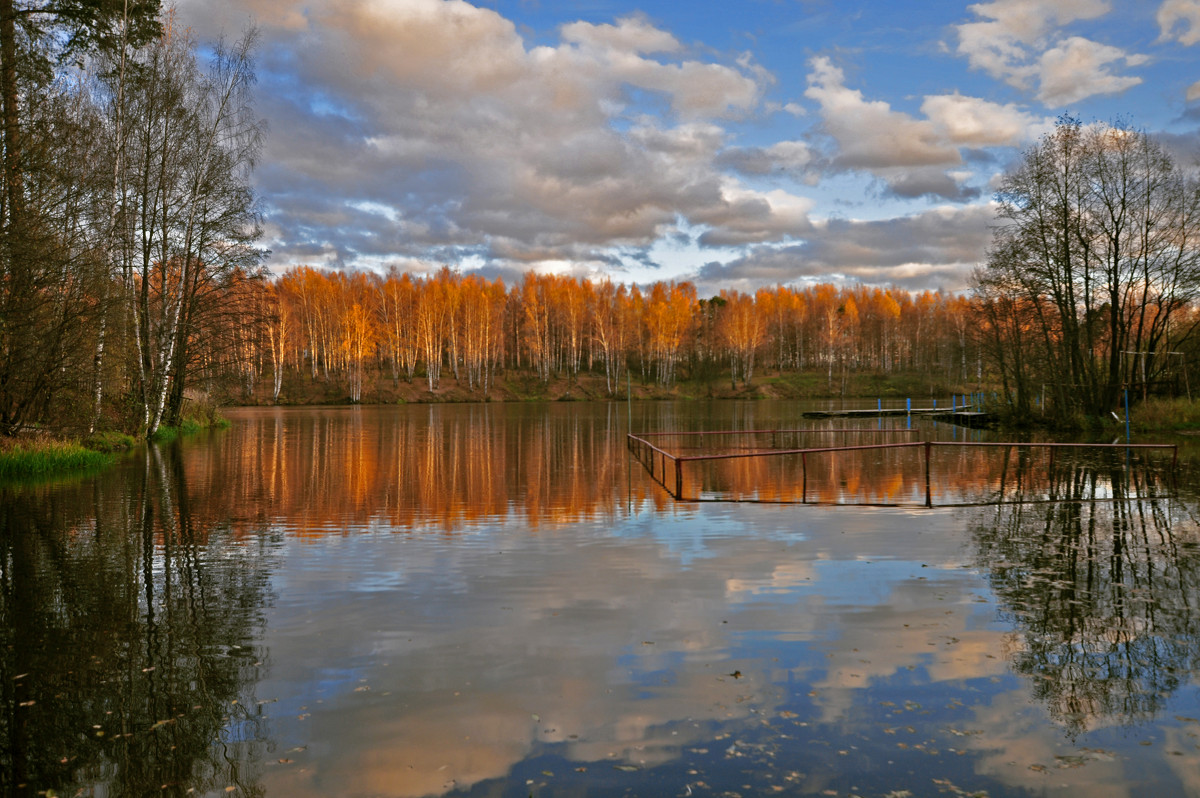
[802,451,807,503]
[675,458,683,500]
[924,441,932,508]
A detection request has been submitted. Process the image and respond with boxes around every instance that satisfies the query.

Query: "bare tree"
[115,23,263,436]
[974,117,1200,419]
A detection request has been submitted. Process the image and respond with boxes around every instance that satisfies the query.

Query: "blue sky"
[178,0,1200,295]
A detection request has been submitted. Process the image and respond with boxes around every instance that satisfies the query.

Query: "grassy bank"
[150,414,232,443]
[1130,397,1200,431]
[0,413,230,482]
[0,438,116,481]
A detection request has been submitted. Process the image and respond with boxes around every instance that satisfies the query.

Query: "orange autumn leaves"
[239,266,977,399]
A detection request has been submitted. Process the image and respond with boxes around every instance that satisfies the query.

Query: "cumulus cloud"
[921,93,1047,147]
[955,0,1145,106]
[176,0,824,274]
[1158,0,1200,45]
[1036,36,1146,105]
[172,0,1055,287]
[715,140,815,176]
[805,57,960,170]
[560,14,682,54]
[801,58,1043,200]
[692,204,996,294]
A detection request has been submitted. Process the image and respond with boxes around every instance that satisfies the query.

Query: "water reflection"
[5,404,1200,797]
[0,444,275,796]
[637,432,1178,507]
[195,405,662,533]
[963,458,1200,735]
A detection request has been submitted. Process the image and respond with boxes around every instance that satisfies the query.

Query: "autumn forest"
[3,3,1200,439]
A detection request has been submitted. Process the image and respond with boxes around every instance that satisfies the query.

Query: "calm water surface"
[3,402,1199,797]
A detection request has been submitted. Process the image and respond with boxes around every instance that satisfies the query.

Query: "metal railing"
[627,430,1177,506]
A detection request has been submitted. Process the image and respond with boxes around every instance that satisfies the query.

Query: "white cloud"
[803,58,1039,200]
[956,0,1110,83]
[176,0,803,271]
[955,0,1145,106]
[716,139,814,178]
[1188,79,1200,101]
[561,15,682,54]
[805,56,960,170]
[1158,0,1200,45]
[693,203,997,294]
[921,93,1046,147]
[694,183,815,246]
[1036,36,1145,105]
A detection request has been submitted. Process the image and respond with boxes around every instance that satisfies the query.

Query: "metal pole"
[802,451,807,503]
[675,457,683,500]
[627,371,632,436]
[924,440,932,508]
[1125,388,1130,442]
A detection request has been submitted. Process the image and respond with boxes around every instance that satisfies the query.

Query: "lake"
[3,401,1198,797]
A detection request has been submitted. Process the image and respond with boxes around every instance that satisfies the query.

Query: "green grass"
[84,430,137,453]
[0,440,113,480]
[150,425,180,443]
[151,412,231,442]
[1131,397,1200,431]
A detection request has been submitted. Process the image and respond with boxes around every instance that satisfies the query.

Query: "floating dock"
[803,407,948,417]
[801,404,990,425]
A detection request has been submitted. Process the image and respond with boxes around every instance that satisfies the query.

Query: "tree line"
[0,0,263,438]
[216,266,978,404]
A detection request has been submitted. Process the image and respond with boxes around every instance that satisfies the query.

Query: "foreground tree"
[0,0,160,434]
[116,24,263,436]
[973,117,1200,418]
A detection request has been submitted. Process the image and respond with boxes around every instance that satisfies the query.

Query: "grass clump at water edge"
[0,438,114,480]
[151,411,231,442]
[84,430,137,452]
[1130,397,1200,431]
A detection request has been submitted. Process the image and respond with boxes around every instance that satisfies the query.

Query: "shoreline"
[6,392,1196,484]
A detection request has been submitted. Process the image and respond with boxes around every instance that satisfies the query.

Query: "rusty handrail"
[627,433,1178,503]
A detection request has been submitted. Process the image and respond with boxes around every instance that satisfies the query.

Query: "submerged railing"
[627,429,1178,507]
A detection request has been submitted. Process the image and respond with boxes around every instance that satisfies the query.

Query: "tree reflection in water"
[964,452,1200,736]
[0,443,275,796]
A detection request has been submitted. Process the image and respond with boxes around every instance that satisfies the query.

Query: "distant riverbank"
[6,379,1197,482]
[228,368,971,407]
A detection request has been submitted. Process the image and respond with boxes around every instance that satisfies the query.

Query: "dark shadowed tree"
[973,117,1200,419]
[0,0,159,434]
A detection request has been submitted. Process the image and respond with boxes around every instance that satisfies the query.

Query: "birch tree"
[117,24,263,436]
